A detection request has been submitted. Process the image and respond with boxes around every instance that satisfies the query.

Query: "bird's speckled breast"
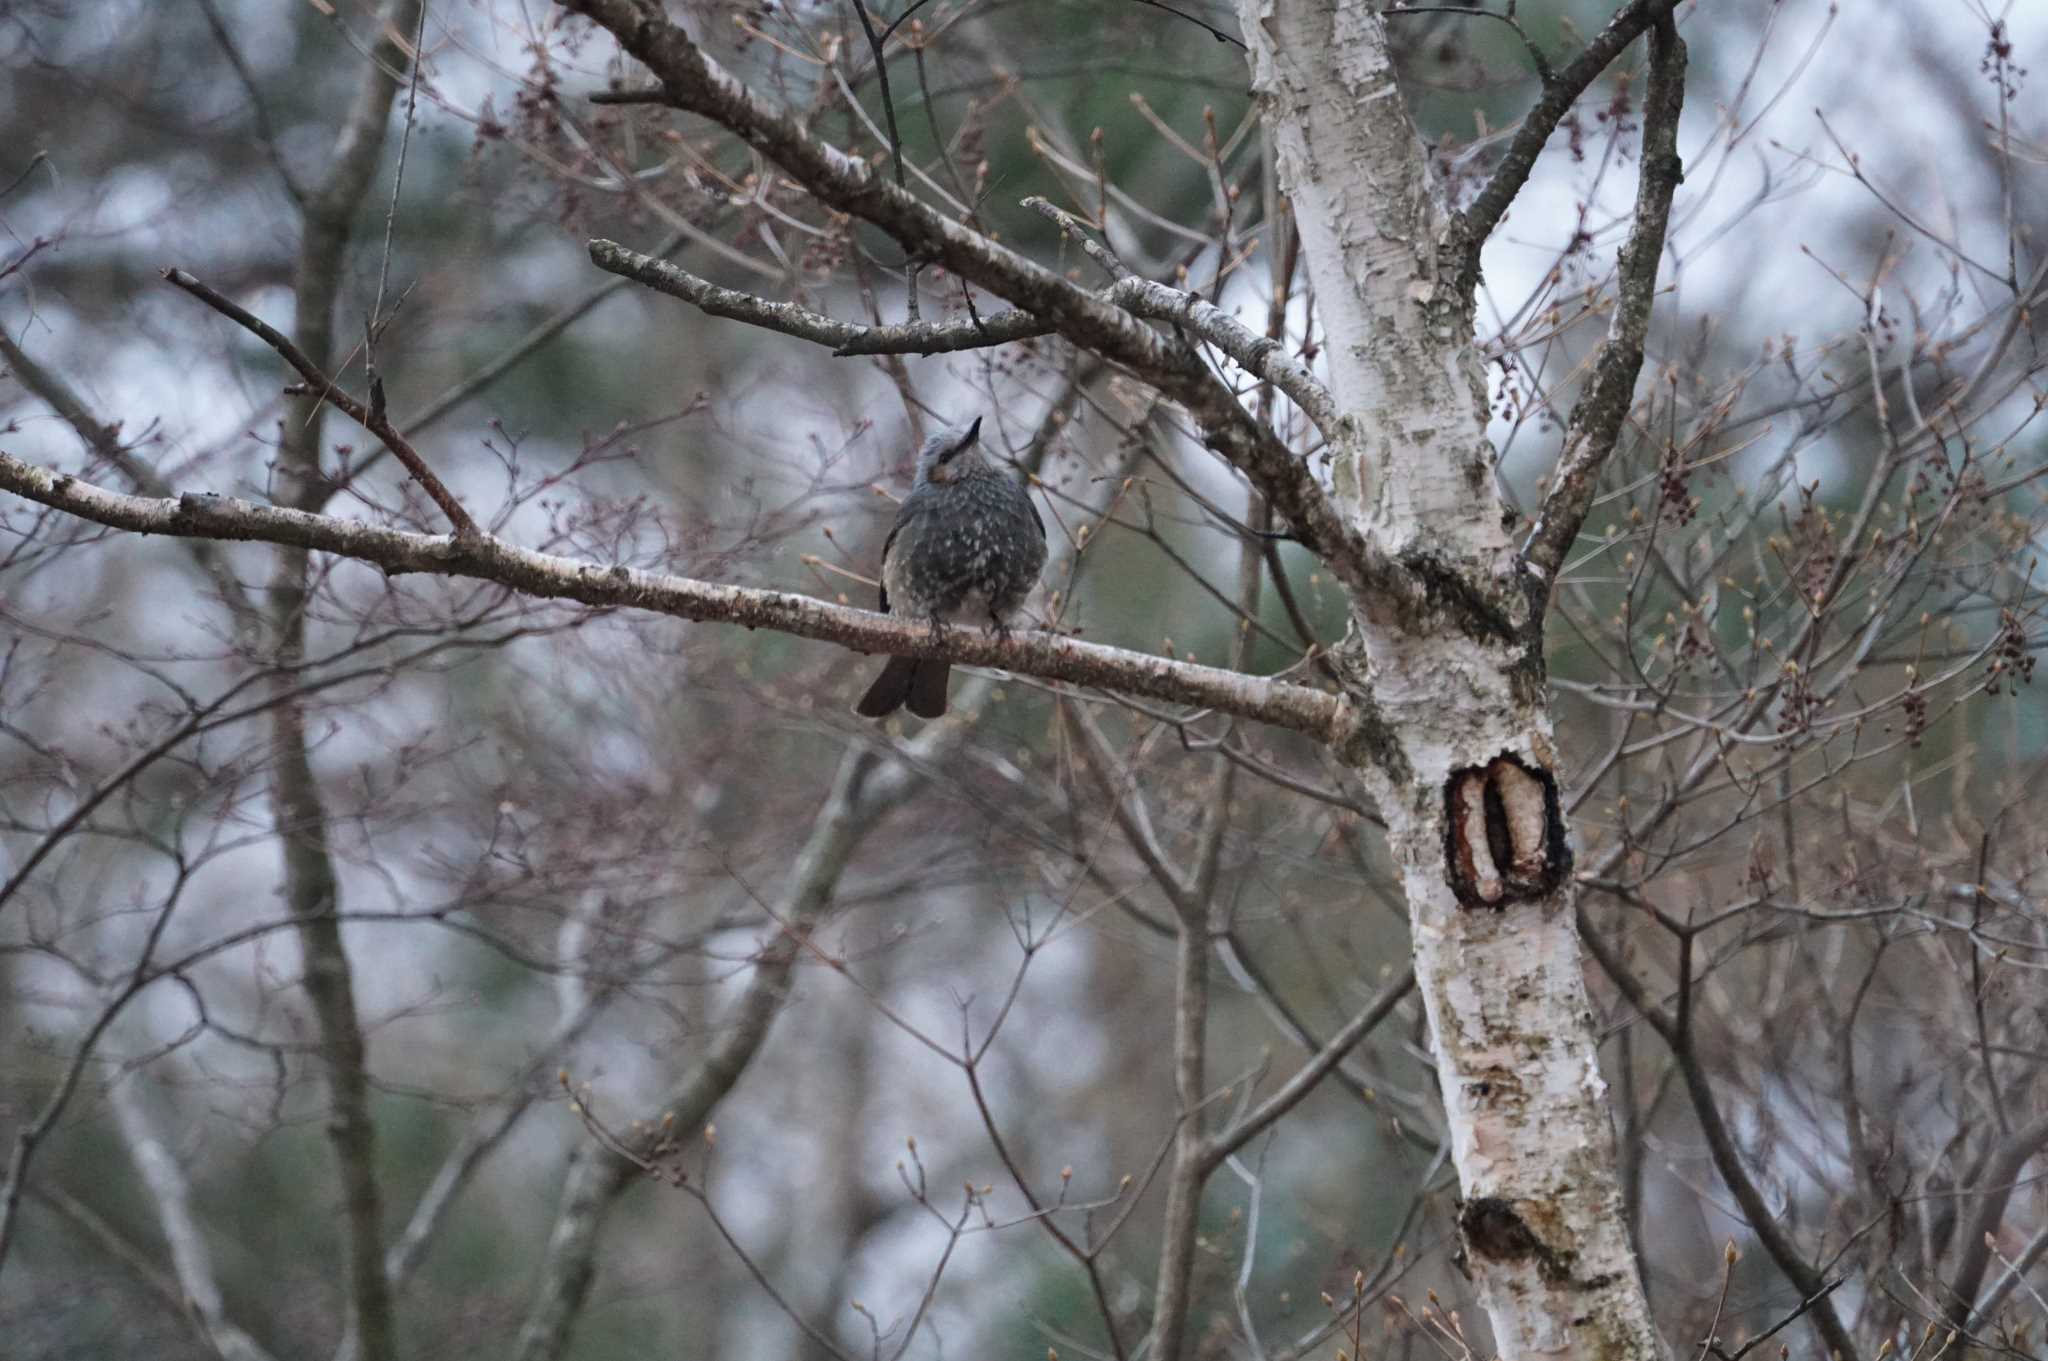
[882,468,1046,624]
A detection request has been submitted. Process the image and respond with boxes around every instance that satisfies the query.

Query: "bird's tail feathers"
[855,655,951,719]
[907,659,950,718]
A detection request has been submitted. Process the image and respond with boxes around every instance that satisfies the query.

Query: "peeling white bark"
[1239,0,1506,559]
[1237,3,1667,1358]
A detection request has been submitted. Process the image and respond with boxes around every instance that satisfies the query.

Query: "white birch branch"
[108,1072,280,1361]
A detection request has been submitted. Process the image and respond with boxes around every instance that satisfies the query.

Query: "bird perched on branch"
[855,417,1047,720]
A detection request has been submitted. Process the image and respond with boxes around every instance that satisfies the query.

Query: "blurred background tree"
[0,2,2044,1360]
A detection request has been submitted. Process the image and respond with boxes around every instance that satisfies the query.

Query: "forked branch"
[163,268,479,538]
[1523,14,1687,581]
[1449,0,1685,300]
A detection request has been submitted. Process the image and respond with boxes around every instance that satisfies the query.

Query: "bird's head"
[914,416,984,485]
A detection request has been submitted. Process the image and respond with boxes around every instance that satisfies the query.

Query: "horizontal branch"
[592,236,1347,438]
[588,239,1054,355]
[0,453,1352,740]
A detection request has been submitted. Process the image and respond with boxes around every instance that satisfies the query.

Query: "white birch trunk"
[1235,3,1668,1358]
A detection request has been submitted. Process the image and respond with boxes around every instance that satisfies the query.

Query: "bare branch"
[1972,1220,2048,1326]
[589,238,1053,355]
[1111,274,1347,443]
[0,453,1351,738]
[191,0,306,203]
[1717,1279,1847,1361]
[1020,194,1132,281]
[1449,0,1683,299]
[1146,918,1211,1361]
[1200,969,1415,1171]
[1132,0,1247,49]
[163,268,480,538]
[1068,703,1197,916]
[1945,1112,2048,1335]
[599,216,1344,435]
[1523,14,1687,580]
[345,225,699,490]
[0,328,256,618]
[109,1072,281,1361]
[1578,908,1862,1361]
[1385,4,1553,84]
[512,747,889,1361]
[339,899,625,1361]
[30,1184,194,1321]
[846,0,907,191]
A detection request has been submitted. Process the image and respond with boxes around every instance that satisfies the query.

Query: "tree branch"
[588,239,1053,355]
[514,745,902,1361]
[1111,273,1347,442]
[1448,0,1684,300]
[1945,1112,2048,1335]
[1199,969,1415,1172]
[1577,908,1861,1361]
[31,1181,278,1361]
[0,453,1351,739]
[108,1072,280,1361]
[1523,13,1686,581]
[595,230,1347,441]
[163,267,479,538]
[1147,914,1211,1361]
[0,329,256,619]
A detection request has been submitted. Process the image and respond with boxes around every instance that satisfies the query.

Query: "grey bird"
[855,417,1047,720]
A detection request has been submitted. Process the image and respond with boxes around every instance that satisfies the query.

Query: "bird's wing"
[876,491,932,613]
[876,520,899,613]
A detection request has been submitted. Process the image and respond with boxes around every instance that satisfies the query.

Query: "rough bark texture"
[266,7,423,1358]
[1236,3,1666,1359]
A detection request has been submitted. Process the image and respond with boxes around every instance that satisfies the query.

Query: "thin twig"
[845,0,906,189]
[1385,4,1553,83]
[163,268,481,538]
[1132,0,1246,48]
[1523,13,1687,582]
[1716,1278,1845,1361]
[368,0,429,355]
